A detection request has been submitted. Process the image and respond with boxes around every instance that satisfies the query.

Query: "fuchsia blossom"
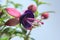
[19,5,44,30]
[5,8,21,18]
[19,10,43,30]
[19,10,34,30]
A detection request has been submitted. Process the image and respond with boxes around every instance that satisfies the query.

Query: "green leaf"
[34,11,39,17]
[14,3,22,8]
[9,1,22,8]
[33,0,38,6]
[33,0,49,6]
[14,31,22,34]
[9,1,14,5]
[2,27,9,33]
[0,10,4,18]
[38,2,48,6]
[33,0,38,3]
[41,11,55,14]
[22,28,27,34]
[2,5,7,8]
[0,36,9,40]
[45,11,55,13]
[19,24,27,34]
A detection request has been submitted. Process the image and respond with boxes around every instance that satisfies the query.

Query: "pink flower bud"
[41,12,49,19]
[5,8,21,18]
[28,4,37,13]
[5,18,19,26]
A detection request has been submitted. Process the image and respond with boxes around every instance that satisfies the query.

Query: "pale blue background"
[0,0,60,40]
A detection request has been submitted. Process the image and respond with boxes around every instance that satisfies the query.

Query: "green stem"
[6,0,9,7]
[36,0,39,6]
[24,30,32,40]
[0,25,6,37]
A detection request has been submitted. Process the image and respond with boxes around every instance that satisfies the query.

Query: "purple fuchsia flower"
[20,10,34,30]
[5,8,21,18]
[19,10,43,30]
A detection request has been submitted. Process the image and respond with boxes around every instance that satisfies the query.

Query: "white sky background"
[0,0,60,40]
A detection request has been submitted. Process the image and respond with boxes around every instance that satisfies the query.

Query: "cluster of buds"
[3,4,49,30]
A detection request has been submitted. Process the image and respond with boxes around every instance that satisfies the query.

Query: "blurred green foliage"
[9,1,22,8]
[33,0,49,6]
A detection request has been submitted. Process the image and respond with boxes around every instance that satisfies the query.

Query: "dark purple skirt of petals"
[19,10,34,29]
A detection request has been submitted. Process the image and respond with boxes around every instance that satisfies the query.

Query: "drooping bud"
[5,18,19,26]
[41,12,49,19]
[5,8,21,18]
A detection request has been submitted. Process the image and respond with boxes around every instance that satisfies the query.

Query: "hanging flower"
[19,10,34,30]
[5,8,21,18]
[19,10,43,30]
[5,18,19,26]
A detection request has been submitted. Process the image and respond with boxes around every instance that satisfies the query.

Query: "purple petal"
[19,10,34,30]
